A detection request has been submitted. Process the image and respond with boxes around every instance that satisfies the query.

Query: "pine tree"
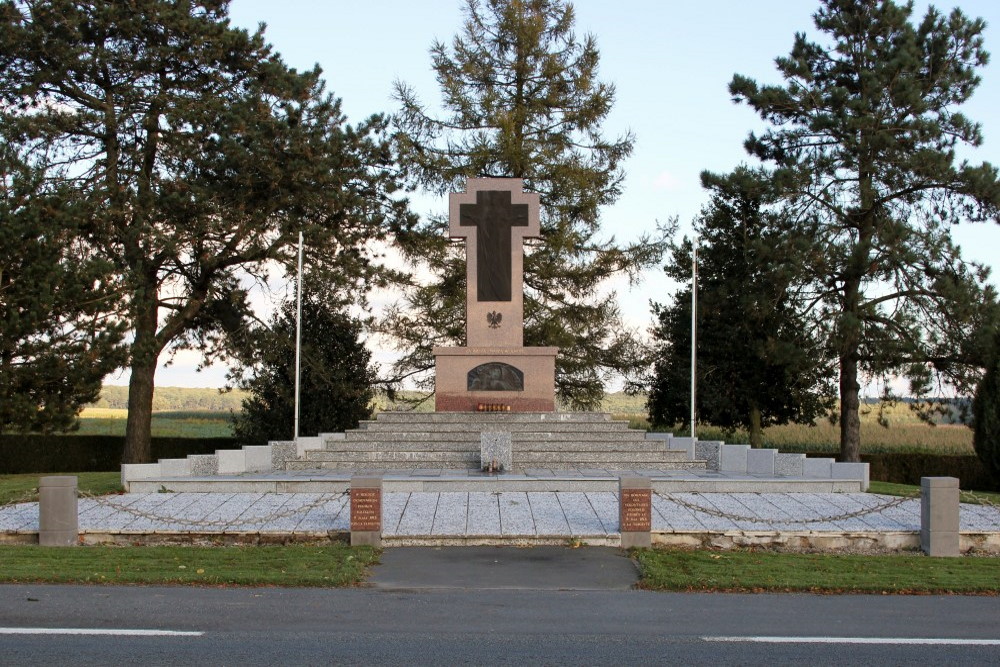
[647,168,833,446]
[0,133,125,433]
[973,330,1000,487]
[229,290,376,447]
[387,0,663,409]
[729,0,1000,461]
[0,0,412,462]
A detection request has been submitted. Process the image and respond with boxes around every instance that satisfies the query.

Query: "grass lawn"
[0,472,122,505]
[867,480,1000,506]
[0,545,378,587]
[76,408,233,438]
[636,548,1000,594]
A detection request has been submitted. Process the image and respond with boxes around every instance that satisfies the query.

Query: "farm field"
[76,408,233,438]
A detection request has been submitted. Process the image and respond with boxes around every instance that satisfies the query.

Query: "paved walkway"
[3,491,1000,539]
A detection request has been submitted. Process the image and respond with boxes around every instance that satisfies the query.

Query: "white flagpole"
[294,231,303,442]
[691,236,698,441]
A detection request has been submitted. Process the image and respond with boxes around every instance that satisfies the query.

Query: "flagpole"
[294,231,303,442]
[691,235,698,441]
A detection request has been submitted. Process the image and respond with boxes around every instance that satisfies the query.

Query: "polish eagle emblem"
[487,311,502,329]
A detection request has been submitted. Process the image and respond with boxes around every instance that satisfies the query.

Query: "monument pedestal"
[434,346,557,412]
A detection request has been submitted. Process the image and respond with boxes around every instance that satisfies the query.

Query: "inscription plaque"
[350,487,381,532]
[620,488,651,532]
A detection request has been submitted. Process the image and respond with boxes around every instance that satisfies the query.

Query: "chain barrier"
[654,491,920,526]
[959,490,1000,512]
[76,491,349,529]
[0,490,40,511]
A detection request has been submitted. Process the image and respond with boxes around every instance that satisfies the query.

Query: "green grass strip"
[867,480,1000,506]
[636,548,1000,594]
[0,472,122,506]
[0,545,378,587]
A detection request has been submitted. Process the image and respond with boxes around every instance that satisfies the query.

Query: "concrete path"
[3,491,1000,540]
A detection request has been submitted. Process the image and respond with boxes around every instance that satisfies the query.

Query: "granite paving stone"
[498,492,535,536]
[395,492,440,536]
[651,493,706,531]
[431,492,468,535]
[382,492,410,533]
[557,492,606,536]
[0,503,38,531]
[526,492,570,535]
[295,494,350,532]
[673,493,743,531]
[584,492,619,534]
[466,492,501,536]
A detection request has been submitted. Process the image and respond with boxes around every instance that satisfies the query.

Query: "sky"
[112,0,1000,388]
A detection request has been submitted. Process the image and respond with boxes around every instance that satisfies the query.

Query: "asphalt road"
[2,583,999,665]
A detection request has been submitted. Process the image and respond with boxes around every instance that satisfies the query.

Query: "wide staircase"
[285,412,705,472]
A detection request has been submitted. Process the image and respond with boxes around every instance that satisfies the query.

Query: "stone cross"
[449,178,540,348]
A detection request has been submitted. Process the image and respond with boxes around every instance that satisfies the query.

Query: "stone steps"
[366,412,618,424]
[355,421,632,433]
[286,459,705,472]
[344,428,640,440]
[322,439,677,452]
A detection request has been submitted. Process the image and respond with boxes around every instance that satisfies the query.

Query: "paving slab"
[368,546,639,590]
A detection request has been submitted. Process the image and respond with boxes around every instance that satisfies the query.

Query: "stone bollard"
[350,476,382,547]
[39,476,78,547]
[619,476,652,549]
[921,477,960,557]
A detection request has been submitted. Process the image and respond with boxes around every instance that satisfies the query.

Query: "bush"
[0,435,232,474]
[973,331,1000,486]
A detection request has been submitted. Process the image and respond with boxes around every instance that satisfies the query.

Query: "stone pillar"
[39,476,78,547]
[921,476,960,557]
[350,476,382,547]
[619,476,652,549]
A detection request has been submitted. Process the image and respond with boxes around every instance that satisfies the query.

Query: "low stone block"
[667,435,695,460]
[694,440,722,470]
[351,476,382,548]
[159,458,191,477]
[296,436,324,458]
[619,476,651,549]
[187,454,218,476]
[270,441,296,469]
[720,445,750,473]
[243,445,273,473]
[39,476,77,547]
[921,477,960,556]
[832,462,869,490]
[803,457,833,478]
[774,453,805,477]
[481,431,512,471]
[121,463,161,487]
[215,449,245,475]
[746,449,776,475]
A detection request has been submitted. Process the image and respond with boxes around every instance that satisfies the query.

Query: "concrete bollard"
[39,476,78,547]
[619,476,652,549]
[921,477,960,557]
[350,476,382,547]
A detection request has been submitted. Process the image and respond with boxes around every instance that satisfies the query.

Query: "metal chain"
[960,490,1000,511]
[654,491,919,526]
[0,490,40,510]
[77,491,349,528]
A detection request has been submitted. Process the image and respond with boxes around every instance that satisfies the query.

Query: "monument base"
[434,346,558,412]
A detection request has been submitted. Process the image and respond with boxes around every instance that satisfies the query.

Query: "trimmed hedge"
[0,435,232,474]
[806,451,997,491]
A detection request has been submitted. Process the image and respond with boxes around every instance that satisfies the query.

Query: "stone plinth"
[434,346,557,412]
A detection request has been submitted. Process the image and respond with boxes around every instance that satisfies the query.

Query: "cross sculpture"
[449,178,540,349]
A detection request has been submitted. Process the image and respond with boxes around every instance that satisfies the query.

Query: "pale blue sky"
[126,0,1000,388]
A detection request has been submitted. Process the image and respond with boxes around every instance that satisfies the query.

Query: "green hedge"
[0,435,233,474]
[806,452,997,491]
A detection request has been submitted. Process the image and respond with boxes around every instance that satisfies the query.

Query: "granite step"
[286,460,706,472]
[355,420,632,433]
[319,441,688,453]
[367,412,619,424]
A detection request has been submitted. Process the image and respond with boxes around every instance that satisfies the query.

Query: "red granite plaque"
[620,488,651,532]
[350,487,381,532]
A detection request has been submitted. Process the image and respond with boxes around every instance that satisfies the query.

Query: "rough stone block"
[694,440,722,470]
[270,441,296,469]
[746,449,776,475]
[481,431,513,471]
[921,477,960,557]
[774,453,805,477]
[243,445,273,473]
[803,457,833,478]
[720,445,750,473]
[159,458,192,477]
[188,454,218,476]
[832,462,870,490]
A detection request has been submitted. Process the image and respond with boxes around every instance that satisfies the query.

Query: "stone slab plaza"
[5,178,997,551]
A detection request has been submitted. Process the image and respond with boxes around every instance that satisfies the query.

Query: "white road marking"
[704,636,1000,645]
[0,628,203,637]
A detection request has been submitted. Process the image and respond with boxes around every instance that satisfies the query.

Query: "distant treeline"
[92,386,247,412]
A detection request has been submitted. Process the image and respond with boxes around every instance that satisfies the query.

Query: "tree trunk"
[839,353,862,462]
[749,404,763,448]
[122,300,159,464]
